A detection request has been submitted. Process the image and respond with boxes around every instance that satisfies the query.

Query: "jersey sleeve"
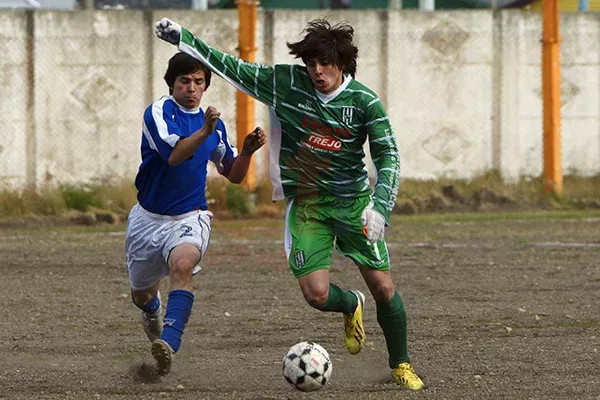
[363,98,400,223]
[142,99,183,163]
[179,27,278,108]
[215,121,238,177]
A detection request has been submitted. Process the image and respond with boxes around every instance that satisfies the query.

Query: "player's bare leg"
[132,281,163,342]
[152,243,200,376]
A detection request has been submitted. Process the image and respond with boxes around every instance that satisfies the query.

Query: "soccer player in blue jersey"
[155,18,424,390]
[125,51,266,377]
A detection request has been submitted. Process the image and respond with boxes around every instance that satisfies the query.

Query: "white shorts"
[125,203,213,291]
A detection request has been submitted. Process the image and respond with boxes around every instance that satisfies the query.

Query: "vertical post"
[578,0,588,11]
[25,11,36,189]
[541,0,563,196]
[236,0,259,190]
[83,0,94,9]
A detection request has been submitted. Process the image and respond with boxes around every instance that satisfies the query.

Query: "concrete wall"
[0,9,598,190]
[0,11,29,188]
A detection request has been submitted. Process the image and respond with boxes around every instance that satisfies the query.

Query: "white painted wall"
[0,9,598,190]
[0,0,76,9]
[0,11,28,188]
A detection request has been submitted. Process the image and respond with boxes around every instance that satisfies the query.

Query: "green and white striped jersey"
[179,28,399,221]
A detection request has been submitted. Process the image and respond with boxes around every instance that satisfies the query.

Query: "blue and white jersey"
[135,96,237,216]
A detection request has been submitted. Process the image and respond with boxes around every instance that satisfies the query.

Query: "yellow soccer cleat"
[343,290,366,355]
[391,362,424,390]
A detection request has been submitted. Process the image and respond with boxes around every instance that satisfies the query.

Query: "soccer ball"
[282,341,332,392]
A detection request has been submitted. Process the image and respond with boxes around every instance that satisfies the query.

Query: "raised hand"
[154,18,182,45]
[203,106,220,135]
[241,126,267,156]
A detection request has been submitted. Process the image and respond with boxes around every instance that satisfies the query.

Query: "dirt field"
[1,212,599,400]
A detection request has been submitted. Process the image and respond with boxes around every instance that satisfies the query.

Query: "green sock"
[319,283,357,314]
[377,291,410,368]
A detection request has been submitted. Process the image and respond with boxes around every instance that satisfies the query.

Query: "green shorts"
[286,194,390,278]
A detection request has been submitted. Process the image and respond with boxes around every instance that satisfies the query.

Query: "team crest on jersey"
[342,107,354,124]
[294,250,306,268]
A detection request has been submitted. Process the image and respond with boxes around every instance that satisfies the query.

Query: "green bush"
[225,184,253,218]
[0,187,67,217]
[60,185,104,211]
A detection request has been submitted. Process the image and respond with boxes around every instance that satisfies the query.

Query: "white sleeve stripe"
[367,98,380,107]
[366,117,389,126]
[151,98,180,147]
[272,68,277,106]
[142,121,158,152]
[375,183,394,191]
[345,88,376,99]
[371,137,393,144]
[254,68,259,97]
[216,129,239,158]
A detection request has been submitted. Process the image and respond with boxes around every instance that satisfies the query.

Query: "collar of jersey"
[315,75,353,104]
[170,96,201,114]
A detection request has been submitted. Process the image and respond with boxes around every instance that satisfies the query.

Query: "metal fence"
[0,10,598,190]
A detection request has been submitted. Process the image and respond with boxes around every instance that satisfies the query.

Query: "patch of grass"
[226,184,253,217]
[0,176,137,218]
[60,176,137,213]
[0,186,67,217]
[206,176,284,218]
[60,185,104,211]
[392,210,600,225]
[400,171,600,204]
[1,171,599,220]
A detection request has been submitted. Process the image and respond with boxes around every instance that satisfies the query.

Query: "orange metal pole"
[236,0,259,191]
[541,0,563,196]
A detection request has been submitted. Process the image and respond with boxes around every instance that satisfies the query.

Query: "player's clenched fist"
[241,126,267,156]
[202,106,221,134]
[155,18,181,45]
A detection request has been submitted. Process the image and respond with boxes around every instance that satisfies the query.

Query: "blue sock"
[161,289,194,353]
[132,291,161,315]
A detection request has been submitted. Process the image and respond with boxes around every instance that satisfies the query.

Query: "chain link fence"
[0,9,597,190]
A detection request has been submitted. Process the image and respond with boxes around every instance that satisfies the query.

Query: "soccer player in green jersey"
[155,17,424,390]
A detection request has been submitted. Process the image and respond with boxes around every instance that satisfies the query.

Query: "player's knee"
[370,281,395,302]
[170,257,195,276]
[303,289,328,309]
[132,290,153,307]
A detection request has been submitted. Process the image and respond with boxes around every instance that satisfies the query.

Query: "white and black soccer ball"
[282,341,332,392]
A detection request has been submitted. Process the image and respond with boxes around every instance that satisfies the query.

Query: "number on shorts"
[179,224,193,238]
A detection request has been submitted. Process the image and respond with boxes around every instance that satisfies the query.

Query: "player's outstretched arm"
[155,17,277,108]
[154,18,181,46]
[225,127,266,184]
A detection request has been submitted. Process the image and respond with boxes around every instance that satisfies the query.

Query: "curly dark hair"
[286,18,358,78]
[163,52,212,95]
